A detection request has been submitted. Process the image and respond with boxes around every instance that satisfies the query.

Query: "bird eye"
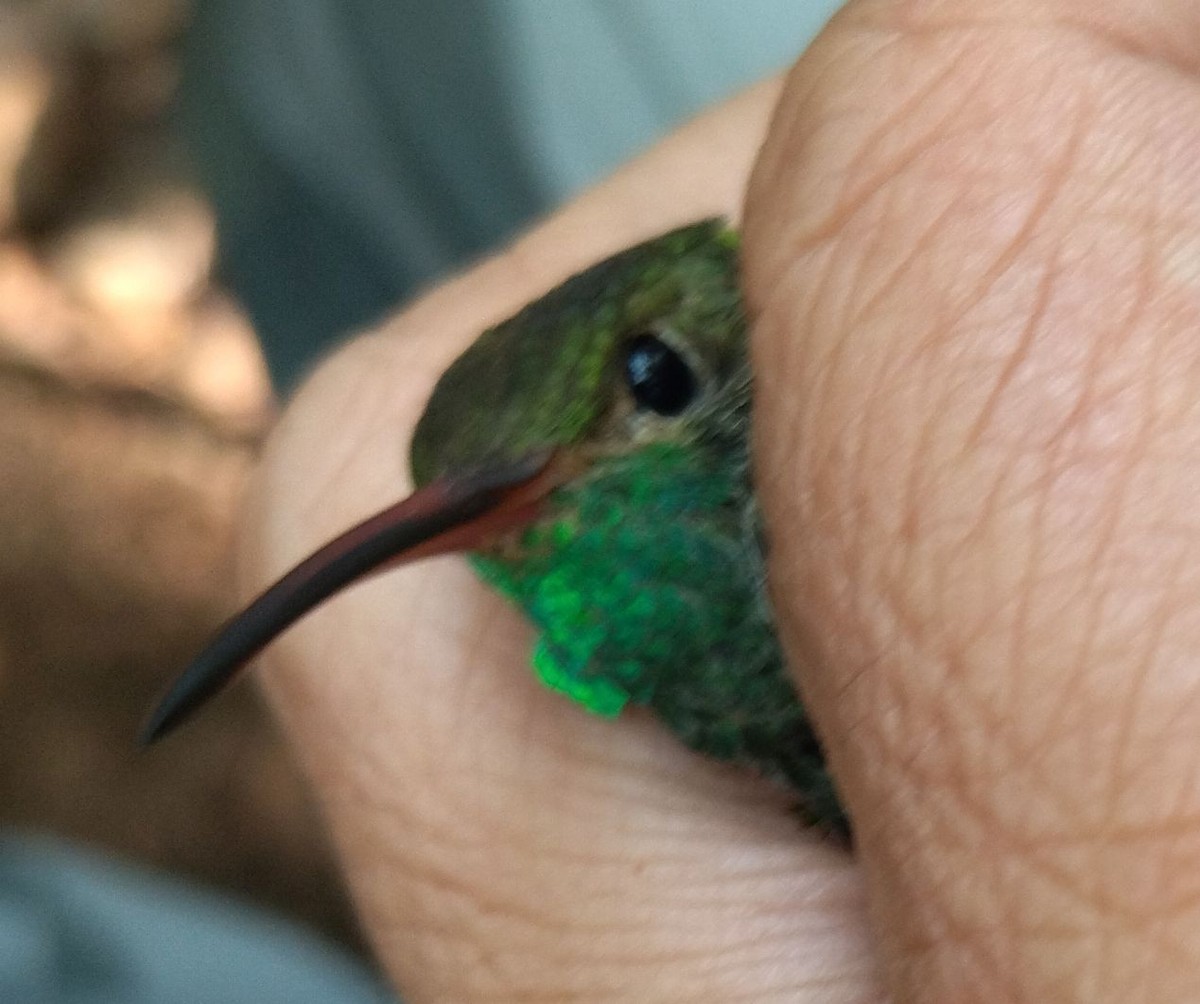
[622,333,697,416]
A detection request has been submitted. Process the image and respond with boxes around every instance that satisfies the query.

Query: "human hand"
[244,1,1200,998]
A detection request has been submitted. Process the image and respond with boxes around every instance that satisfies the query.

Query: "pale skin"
[240,0,1200,998]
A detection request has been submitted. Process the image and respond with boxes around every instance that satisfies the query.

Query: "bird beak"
[140,449,559,744]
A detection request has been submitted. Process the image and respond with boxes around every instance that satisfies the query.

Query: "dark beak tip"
[136,690,188,747]
[137,449,558,747]
[136,725,159,748]
[136,713,169,747]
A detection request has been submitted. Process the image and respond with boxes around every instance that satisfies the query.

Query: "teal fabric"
[0,834,391,1003]
[180,0,844,389]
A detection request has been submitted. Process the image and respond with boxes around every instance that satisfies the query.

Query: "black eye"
[622,333,697,416]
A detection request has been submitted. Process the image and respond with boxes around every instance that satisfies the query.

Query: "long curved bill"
[140,450,558,745]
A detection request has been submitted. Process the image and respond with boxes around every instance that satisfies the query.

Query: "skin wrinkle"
[384,830,816,993]
[975,391,1126,787]
[836,38,986,219]
[1103,657,1194,974]
[884,318,1025,783]
[777,25,1121,272]
[739,0,1200,994]
[751,28,882,245]
[960,266,1084,777]
[1110,587,1200,858]
[750,37,906,263]
[342,692,864,998]
[769,35,884,188]
[476,914,829,1000]
[378,857,709,997]
[849,43,1017,217]
[1089,84,1181,202]
[955,299,1190,988]
[873,78,1180,854]
[794,255,853,532]
[964,237,1068,451]
[969,449,1097,808]
[465,748,711,850]
[548,755,743,818]
[929,94,1095,382]
[1124,680,1200,841]
[1054,9,1200,81]
[894,350,956,659]
[1017,365,1156,833]
[782,218,898,605]
[791,38,996,258]
[1097,241,1176,839]
[825,202,974,625]
[936,770,1096,921]
[409,851,664,955]
[967,836,1092,997]
[472,796,782,870]
[847,188,968,352]
[860,0,1200,75]
[759,64,1117,853]
[864,460,1051,988]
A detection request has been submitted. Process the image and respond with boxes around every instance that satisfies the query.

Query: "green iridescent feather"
[411,220,845,835]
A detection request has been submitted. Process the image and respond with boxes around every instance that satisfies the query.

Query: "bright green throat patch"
[467,444,755,721]
[530,640,629,717]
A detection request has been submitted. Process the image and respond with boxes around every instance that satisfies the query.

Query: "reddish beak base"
[139,450,558,744]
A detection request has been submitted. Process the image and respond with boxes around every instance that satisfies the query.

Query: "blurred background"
[0,0,359,967]
[0,0,839,997]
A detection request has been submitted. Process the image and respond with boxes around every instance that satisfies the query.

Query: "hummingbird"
[141,219,847,837]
